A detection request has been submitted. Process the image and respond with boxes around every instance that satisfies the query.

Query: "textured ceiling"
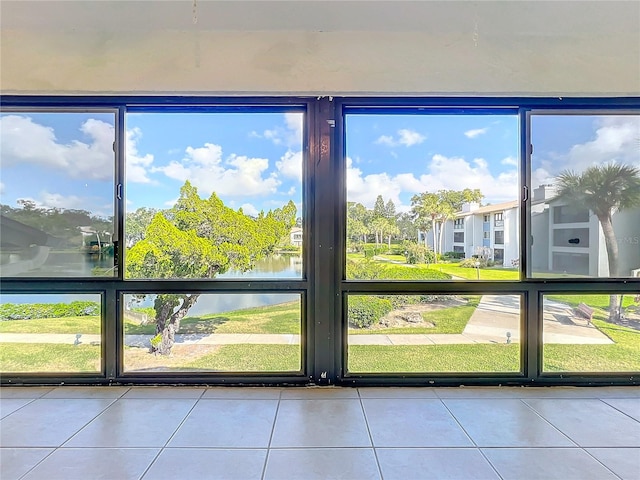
[1,1,639,95]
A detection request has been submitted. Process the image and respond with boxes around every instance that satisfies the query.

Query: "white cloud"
[534,115,640,188]
[239,203,259,216]
[154,143,280,198]
[375,129,426,147]
[126,128,154,183]
[16,191,91,211]
[398,129,426,147]
[257,112,303,148]
[347,153,519,209]
[0,115,114,181]
[276,150,303,181]
[501,156,518,166]
[465,127,489,139]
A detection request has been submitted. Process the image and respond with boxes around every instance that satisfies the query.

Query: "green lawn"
[432,263,519,280]
[0,316,100,334]
[184,344,301,372]
[348,344,521,373]
[0,344,101,373]
[2,296,639,374]
[349,296,480,335]
[546,294,637,310]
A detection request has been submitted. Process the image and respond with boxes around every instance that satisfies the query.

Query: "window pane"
[0,294,102,373]
[345,114,519,281]
[123,293,302,373]
[0,112,116,277]
[542,293,640,372]
[347,294,521,373]
[530,114,640,278]
[125,112,303,280]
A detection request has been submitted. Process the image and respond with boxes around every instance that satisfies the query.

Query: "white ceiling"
[1,0,639,96]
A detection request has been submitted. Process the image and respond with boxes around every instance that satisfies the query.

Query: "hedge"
[0,301,100,320]
[348,296,393,328]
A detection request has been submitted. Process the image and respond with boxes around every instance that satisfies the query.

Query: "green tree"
[554,163,640,319]
[373,195,386,219]
[126,181,295,355]
[125,207,159,247]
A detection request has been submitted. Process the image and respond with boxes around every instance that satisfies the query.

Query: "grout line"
[261,389,283,480]
[598,398,640,423]
[517,398,580,447]
[357,392,385,480]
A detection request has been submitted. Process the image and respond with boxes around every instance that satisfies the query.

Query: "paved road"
[0,295,613,346]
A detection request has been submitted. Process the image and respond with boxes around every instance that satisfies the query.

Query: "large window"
[1,98,638,386]
[344,112,519,281]
[1,111,117,277]
[529,113,640,278]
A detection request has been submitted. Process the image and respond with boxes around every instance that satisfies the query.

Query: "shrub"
[459,257,489,268]
[0,301,100,320]
[348,296,393,328]
[347,258,381,280]
[403,242,436,265]
[443,251,465,260]
[380,294,445,309]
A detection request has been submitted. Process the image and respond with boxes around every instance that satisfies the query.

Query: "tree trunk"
[598,214,621,320]
[152,294,200,355]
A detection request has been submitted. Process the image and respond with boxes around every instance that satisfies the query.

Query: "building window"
[453,245,465,253]
[494,230,504,244]
[494,212,504,227]
[494,248,504,262]
[483,231,490,239]
[454,232,464,243]
[483,214,490,223]
[553,205,590,224]
[454,218,464,229]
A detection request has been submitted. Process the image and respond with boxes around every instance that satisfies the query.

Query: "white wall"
[1,1,639,95]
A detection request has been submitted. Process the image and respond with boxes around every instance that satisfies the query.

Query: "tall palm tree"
[555,163,640,319]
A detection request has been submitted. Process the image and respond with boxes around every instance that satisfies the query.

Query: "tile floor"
[1,385,638,480]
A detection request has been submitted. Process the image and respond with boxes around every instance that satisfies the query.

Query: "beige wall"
[1,1,639,96]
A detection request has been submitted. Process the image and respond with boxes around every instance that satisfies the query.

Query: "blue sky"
[1,111,638,221]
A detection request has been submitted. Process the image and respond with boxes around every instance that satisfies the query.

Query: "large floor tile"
[168,399,278,447]
[0,387,53,399]
[65,399,196,447]
[203,387,282,399]
[443,399,574,447]
[123,387,205,399]
[0,448,53,480]
[587,448,640,480]
[0,399,114,447]
[435,387,534,399]
[271,399,371,447]
[376,448,500,480]
[42,386,130,399]
[482,448,619,480]
[264,448,380,480]
[21,448,159,480]
[358,387,438,399]
[523,398,640,447]
[143,448,266,480]
[602,398,640,422]
[363,399,473,447]
[0,398,33,419]
[281,387,359,399]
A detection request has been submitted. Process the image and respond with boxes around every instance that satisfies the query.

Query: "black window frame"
[1,95,638,387]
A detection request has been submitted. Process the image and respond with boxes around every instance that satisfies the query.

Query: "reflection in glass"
[0,294,102,373]
[345,114,519,281]
[530,114,640,278]
[0,112,116,277]
[542,294,640,372]
[122,293,302,373]
[124,112,303,280]
[347,294,521,373]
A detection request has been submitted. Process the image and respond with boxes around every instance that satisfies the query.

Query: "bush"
[403,242,436,265]
[347,258,381,279]
[348,296,393,328]
[0,301,100,320]
[380,294,445,309]
[459,257,488,268]
[443,251,465,260]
